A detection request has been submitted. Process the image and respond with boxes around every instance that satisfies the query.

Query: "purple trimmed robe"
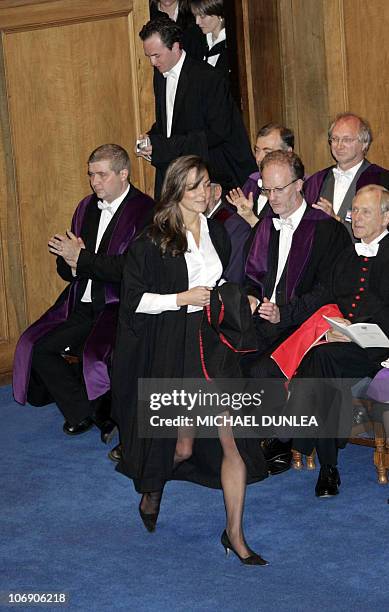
[304,161,389,205]
[13,188,154,405]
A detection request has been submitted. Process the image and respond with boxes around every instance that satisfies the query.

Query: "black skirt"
[128,311,267,492]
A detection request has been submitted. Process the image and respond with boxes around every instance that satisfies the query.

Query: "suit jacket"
[304,159,389,223]
[13,186,154,405]
[209,200,251,283]
[244,205,351,354]
[149,55,256,197]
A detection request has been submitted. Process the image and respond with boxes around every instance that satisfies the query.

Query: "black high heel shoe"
[221,530,269,566]
[138,490,163,533]
[138,505,159,533]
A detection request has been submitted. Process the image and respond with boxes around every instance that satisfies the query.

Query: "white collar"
[278,199,307,228]
[158,2,179,21]
[207,199,222,218]
[334,159,364,179]
[98,184,130,214]
[207,28,226,50]
[163,49,186,79]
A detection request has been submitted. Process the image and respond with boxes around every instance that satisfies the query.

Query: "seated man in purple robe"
[304,112,389,236]
[227,122,294,227]
[240,150,350,474]
[13,144,154,439]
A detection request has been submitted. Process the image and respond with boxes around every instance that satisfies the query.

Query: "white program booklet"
[323,316,389,349]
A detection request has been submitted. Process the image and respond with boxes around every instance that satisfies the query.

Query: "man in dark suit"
[287,184,389,496]
[13,144,154,439]
[304,113,389,234]
[240,150,350,473]
[137,17,256,198]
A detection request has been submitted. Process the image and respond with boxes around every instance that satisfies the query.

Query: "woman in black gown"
[190,0,229,80]
[111,155,268,565]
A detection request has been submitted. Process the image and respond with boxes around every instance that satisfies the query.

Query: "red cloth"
[271,304,343,379]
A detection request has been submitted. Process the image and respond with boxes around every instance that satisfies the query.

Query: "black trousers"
[31,302,97,425]
[290,342,379,465]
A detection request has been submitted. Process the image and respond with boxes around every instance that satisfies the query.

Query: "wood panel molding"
[0,0,133,32]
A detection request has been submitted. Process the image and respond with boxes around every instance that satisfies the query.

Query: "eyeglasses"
[259,178,299,197]
[328,137,360,146]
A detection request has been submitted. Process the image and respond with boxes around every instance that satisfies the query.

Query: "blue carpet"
[1,384,389,612]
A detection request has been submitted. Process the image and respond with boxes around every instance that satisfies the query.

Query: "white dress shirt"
[256,177,268,215]
[136,214,223,314]
[205,28,226,67]
[332,160,363,214]
[270,200,307,303]
[163,50,186,138]
[81,184,130,302]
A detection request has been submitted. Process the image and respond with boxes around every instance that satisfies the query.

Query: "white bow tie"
[98,200,115,215]
[355,242,379,257]
[273,217,294,231]
[333,167,353,181]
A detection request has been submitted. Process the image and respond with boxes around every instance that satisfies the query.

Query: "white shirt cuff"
[136,292,180,314]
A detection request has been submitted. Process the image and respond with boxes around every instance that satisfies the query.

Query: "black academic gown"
[111,219,268,492]
[243,207,352,364]
[290,233,389,458]
[148,55,256,198]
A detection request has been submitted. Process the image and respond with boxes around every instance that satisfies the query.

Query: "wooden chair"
[291,399,389,484]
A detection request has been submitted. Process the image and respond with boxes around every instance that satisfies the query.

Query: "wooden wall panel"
[278,0,333,173]
[342,0,389,168]
[0,0,152,380]
[238,0,283,145]
[241,0,389,176]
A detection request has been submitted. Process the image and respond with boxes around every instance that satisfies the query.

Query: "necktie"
[354,242,379,257]
[273,217,294,231]
[98,200,114,215]
[333,167,353,181]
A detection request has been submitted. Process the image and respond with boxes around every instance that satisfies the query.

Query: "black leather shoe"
[99,420,118,445]
[315,465,341,497]
[262,438,292,475]
[108,444,122,463]
[63,417,94,436]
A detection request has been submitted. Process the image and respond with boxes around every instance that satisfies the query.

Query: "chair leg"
[306,450,316,470]
[374,422,388,485]
[292,449,303,470]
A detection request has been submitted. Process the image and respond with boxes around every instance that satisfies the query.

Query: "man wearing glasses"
[304,113,389,230]
[242,150,350,474]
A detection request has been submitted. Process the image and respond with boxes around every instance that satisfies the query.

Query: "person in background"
[228,123,294,226]
[190,0,229,81]
[13,145,154,442]
[304,112,389,236]
[206,182,251,283]
[137,17,256,198]
[149,0,205,60]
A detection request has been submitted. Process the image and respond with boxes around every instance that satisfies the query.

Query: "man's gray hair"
[355,184,389,213]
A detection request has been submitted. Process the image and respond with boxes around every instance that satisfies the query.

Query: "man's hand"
[136,133,152,162]
[327,316,352,343]
[48,230,84,268]
[312,197,336,218]
[258,297,280,324]
[227,188,258,227]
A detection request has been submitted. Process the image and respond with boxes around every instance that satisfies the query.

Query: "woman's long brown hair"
[148,155,209,256]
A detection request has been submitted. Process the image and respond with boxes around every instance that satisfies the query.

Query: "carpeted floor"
[1,384,389,612]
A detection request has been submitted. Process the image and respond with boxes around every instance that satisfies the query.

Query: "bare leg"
[219,424,252,558]
[174,425,195,466]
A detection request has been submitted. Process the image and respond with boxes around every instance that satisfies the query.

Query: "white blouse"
[136,214,223,314]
